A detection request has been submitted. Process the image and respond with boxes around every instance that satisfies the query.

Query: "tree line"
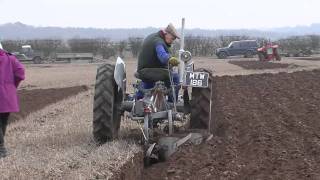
[276,35,320,53]
[2,35,319,58]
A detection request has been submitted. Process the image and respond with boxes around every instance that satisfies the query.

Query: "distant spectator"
[0,45,25,158]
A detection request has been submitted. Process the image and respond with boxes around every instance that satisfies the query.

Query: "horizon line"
[1,21,320,31]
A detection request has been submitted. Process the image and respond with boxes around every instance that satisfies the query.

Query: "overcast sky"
[0,0,319,29]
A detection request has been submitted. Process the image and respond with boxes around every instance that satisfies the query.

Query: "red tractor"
[257,42,281,61]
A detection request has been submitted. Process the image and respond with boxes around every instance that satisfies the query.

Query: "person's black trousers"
[0,113,9,145]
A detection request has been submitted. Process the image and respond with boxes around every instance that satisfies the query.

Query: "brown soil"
[10,85,88,122]
[143,69,320,180]
[229,60,298,70]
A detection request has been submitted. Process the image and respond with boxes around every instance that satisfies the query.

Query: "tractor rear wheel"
[275,50,281,61]
[190,69,213,129]
[258,52,265,61]
[93,63,123,144]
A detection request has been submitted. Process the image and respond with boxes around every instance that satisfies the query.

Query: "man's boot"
[0,143,7,158]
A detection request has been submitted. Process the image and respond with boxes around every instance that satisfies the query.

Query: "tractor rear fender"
[257,47,264,52]
[114,57,126,93]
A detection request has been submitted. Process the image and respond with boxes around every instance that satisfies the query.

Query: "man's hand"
[169,57,179,66]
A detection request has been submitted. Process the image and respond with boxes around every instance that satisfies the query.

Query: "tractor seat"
[134,68,170,83]
[134,71,141,80]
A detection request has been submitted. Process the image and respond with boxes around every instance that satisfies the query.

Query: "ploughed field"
[2,57,320,179]
[144,69,320,180]
[10,86,88,122]
[1,63,142,179]
[228,60,299,70]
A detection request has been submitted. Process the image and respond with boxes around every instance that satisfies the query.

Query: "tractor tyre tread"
[190,68,213,129]
[93,63,121,144]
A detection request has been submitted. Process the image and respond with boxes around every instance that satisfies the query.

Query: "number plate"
[185,72,209,88]
[185,64,194,72]
[267,48,273,55]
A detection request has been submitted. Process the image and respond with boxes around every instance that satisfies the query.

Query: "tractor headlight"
[180,51,192,62]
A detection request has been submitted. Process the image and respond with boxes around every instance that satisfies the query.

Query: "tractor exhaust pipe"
[179,18,185,84]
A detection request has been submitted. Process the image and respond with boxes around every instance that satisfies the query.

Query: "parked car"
[215,40,259,59]
[12,45,44,64]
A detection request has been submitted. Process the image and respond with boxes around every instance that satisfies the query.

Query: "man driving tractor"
[136,23,180,101]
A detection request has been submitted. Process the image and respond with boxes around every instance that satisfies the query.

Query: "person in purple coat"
[0,45,25,158]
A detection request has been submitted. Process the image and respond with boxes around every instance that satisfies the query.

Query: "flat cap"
[165,23,180,39]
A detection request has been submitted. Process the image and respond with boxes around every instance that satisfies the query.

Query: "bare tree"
[309,35,320,50]
[128,37,143,57]
[117,40,127,58]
